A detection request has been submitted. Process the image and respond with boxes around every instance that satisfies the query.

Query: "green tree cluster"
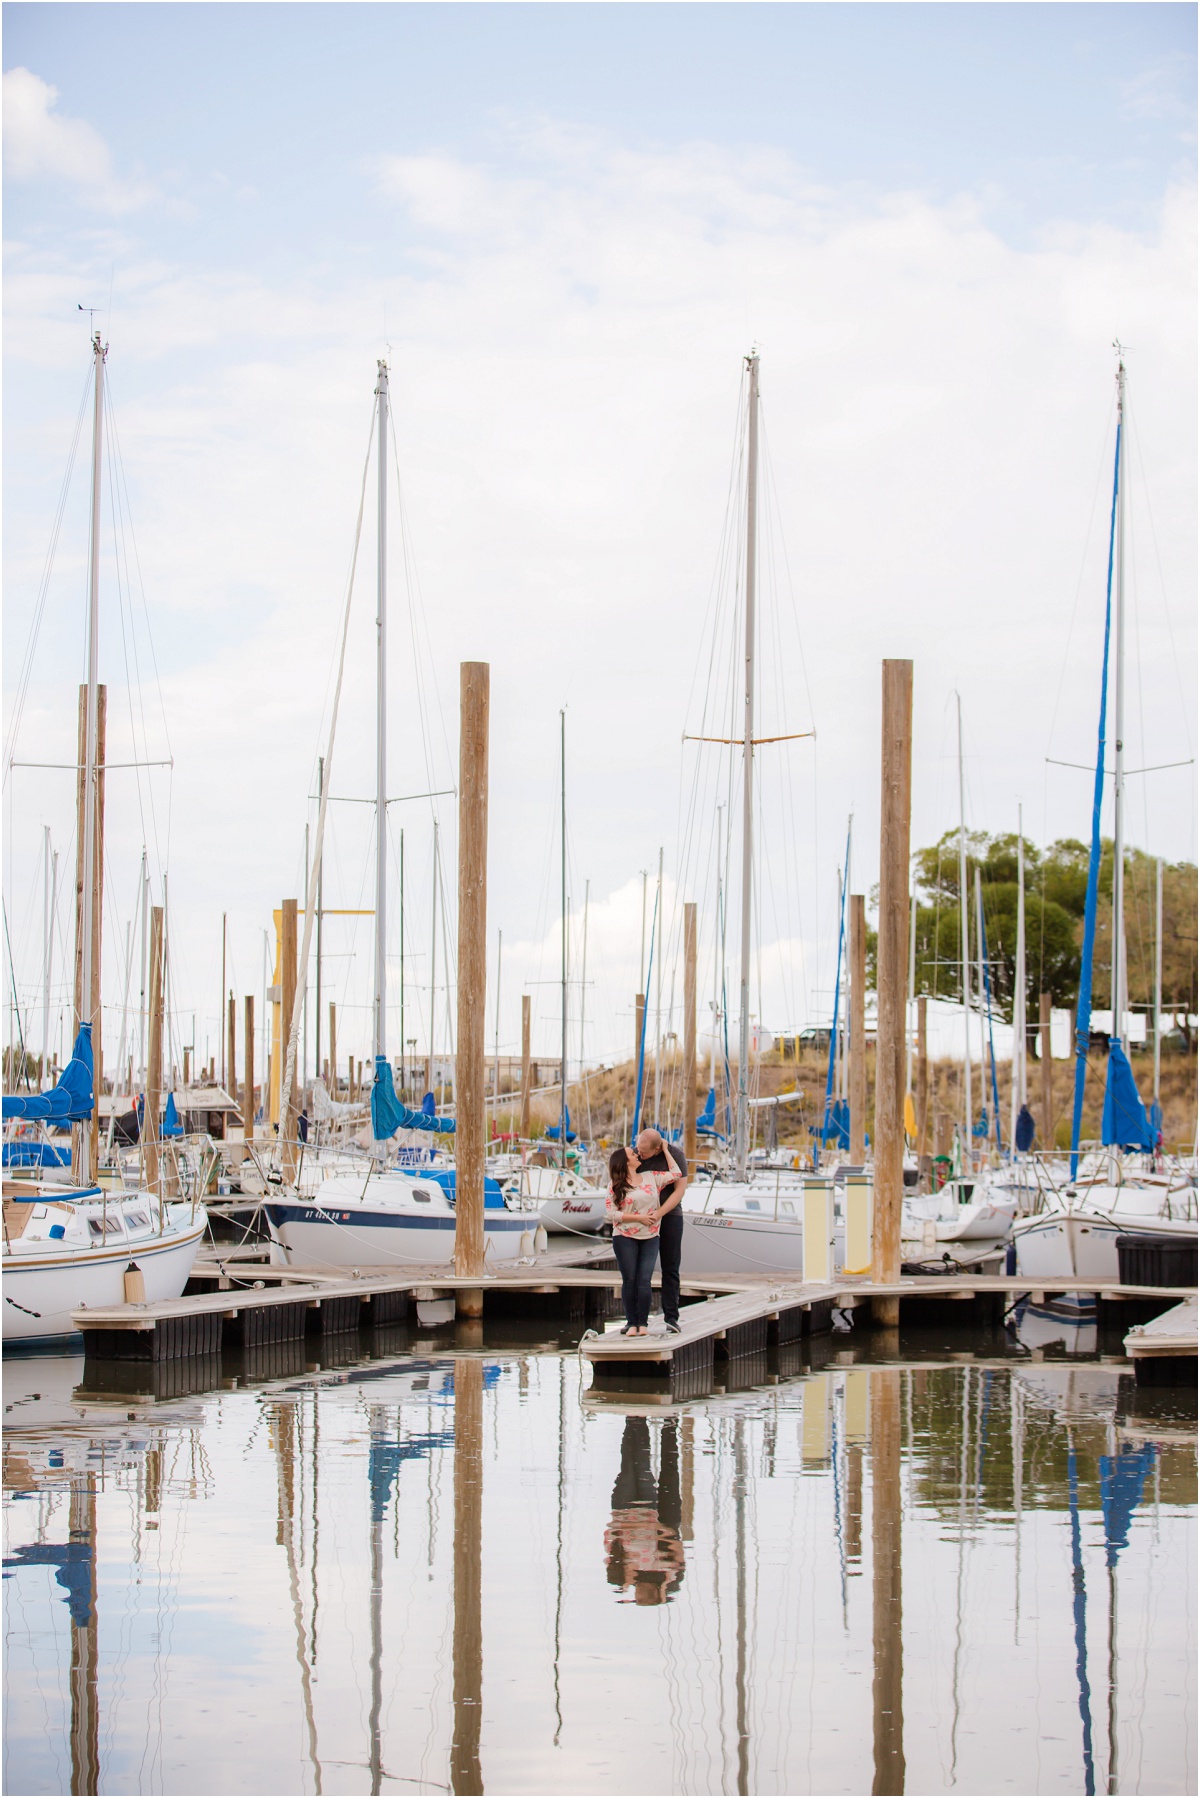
[890,831,1197,1026]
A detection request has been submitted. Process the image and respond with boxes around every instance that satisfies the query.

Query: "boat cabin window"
[411,1190,432,1204]
[124,1211,150,1228]
[781,1202,795,1215]
[958,1183,974,1203]
[744,1200,761,1210]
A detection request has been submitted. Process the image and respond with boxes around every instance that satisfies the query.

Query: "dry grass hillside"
[491,1044,1196,1154]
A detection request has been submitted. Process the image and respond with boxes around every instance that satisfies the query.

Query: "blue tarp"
[2,1142,72,1168]
[371,1057,456,1138]
[1,1025,93,1124]
[1015,1105,1036,1153]
[162,1092,183,1138]
[1101,1042,1154,1150]
[424,1169,507,1210]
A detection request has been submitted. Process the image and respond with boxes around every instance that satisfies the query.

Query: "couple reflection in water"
[604,1417,686,1606]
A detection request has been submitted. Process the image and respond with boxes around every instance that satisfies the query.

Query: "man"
[634,1126,688,1333]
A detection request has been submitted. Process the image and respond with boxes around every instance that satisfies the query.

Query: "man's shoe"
[665,1320,682,1334]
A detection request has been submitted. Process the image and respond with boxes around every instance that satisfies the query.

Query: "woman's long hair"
[609,1145,632,1207]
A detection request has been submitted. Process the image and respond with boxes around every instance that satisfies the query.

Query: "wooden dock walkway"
[1123,1296,1197,1385]
[65,1245,1196,1364]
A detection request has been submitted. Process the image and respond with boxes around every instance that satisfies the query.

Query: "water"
[4,1327,1195,1796]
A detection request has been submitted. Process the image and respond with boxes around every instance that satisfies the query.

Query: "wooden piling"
[519,994,531,1138]
[243,995,255,1152]
[915,994,928,1160]
[183,1047,191,1088]
[849,896,867,1160]
[227,993,236,1101]
[144,906,164,1196]
[1039,991,1053,1148]
[451,1356,484,1795]
[873,659,912,1328]
[454,662,489,1312]
[280,899,299,1178]
[871,1368,904,1794]
[683,902,698,1166]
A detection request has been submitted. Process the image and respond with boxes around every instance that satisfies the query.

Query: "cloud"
[2,67,155,212]
[3,129,1195,1070]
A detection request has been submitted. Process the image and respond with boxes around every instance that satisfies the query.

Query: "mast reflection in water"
[3,1346,1195,1796]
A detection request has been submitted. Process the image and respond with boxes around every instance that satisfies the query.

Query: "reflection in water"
[871,1370,904,1797]
[604,1418,686,1605]
[2,1345,1195,1797]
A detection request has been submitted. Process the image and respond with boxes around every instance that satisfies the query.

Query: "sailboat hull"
[3,1214,207,1344]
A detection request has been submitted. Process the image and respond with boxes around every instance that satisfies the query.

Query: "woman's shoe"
[619,1323,635,1335]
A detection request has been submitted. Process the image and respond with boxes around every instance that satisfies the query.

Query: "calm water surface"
[3,1326,1195,1796]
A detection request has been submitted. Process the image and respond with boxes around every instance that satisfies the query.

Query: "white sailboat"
[262,361,526,1269]
[3,334,206,1344]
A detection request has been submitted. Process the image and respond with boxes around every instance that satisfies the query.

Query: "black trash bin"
[1116,1233,1197,1289]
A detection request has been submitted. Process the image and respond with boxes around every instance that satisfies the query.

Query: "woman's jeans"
[612,1233,660,1327]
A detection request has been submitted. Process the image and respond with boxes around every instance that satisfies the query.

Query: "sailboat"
[679,353,838,1278]
[3,334,206,1343]
[262,361,528,1269]
[1013,354,1196,1280]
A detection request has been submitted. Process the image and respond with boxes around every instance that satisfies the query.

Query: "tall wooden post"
[849,896,867,1161]
[915,995,929,1162]
[683,903,698,1166]
[73,684,106,1180]
[280,899,298,1176]
[455,662,489,1311]
[871,1368,905,1794]
[226,994,236,1101]
[519,993,531,1138]
[451,1356,484,1795]
[144,906,164,1196]
[243,995,255,1152]
[873,659,913,1328]
[328,1003,337,1099]
[1039,991,1053,1148]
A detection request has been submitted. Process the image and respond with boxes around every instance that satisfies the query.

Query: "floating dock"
[1123,1295,1198,1385]
[64,1242,1196,1366]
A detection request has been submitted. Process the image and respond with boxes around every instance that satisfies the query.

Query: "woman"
[606,1143,673,1335]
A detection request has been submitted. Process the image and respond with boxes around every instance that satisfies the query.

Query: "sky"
[3,2,1196,1087]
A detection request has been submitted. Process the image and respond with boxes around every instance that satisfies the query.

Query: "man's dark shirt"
[639,1143,687,1206]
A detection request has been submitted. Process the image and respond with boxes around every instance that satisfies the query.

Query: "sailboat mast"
[41,827,52,1089]
[956,694,972,1156]
[1111,356,1127,1040]
[560,710,568,1168]
[735,349,759,1178]
[374,359,389,1065]
[1153,856,1163,1110]
[77,332,105,1182]
[975,868,989,1141]
[1011,807,1027,1147]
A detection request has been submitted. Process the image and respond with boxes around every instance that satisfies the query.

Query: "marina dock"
[68,1251,1196,1365]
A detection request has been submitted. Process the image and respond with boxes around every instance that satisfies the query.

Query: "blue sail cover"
[545,1105,576,1143]
[1015,1105,1036,1153]
[2,1025,93,1123]
[810,1096,849,1149]
[1101,1043,1154,1150]
[162,1091,184,1137]
[424,1169,507,1209]
[372,1057,456,1137]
